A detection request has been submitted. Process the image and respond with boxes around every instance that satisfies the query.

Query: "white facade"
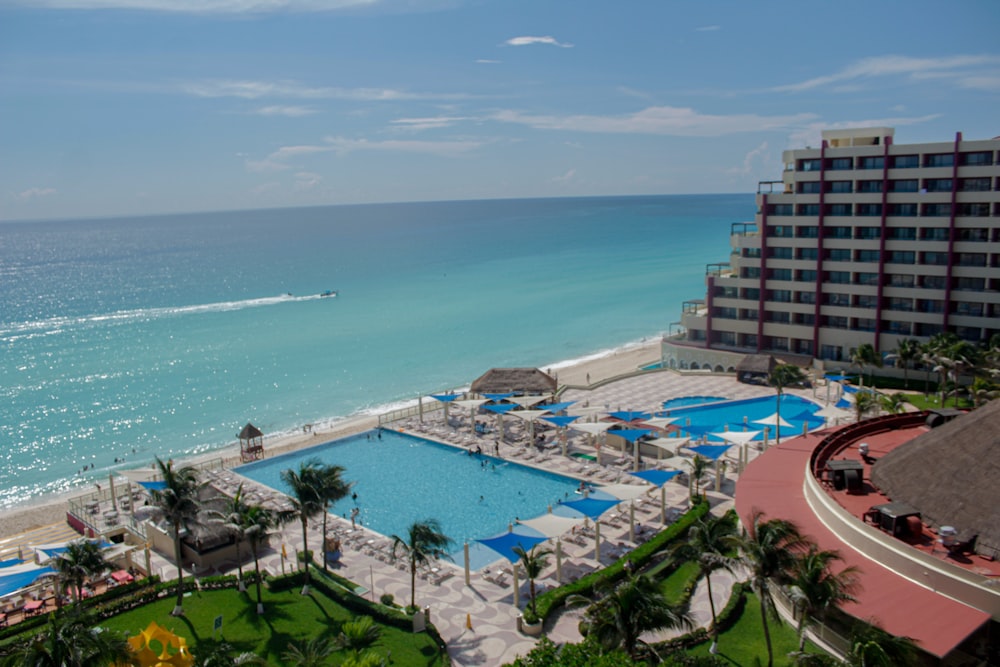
[680,128,1000,362]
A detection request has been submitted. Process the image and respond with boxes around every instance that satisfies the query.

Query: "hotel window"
[764,336,789,352]
[796,269,817,282]
[855,249,880,263]
[887,203,917,217]
[688,330,706,341]
[796,226,819,238]
[742,247,762,258]
[857,180,884,193]
[884,297,913,312]
[796,291,816,305]
[827,181,852,193]
[827,226,852,239]
[797,204,820,216]
[889,179,918,192]
[797,247,819,261]
[917,299,944,313]
[767,224,794,236]
[854,295,878,309]
[854,272,879,286]
[768,247,793,259]
[713,307,738,319]
[797,181,822,194]
[740,334,758,348]
[891,154,919,168]
[887,274,915,288]
[887,251,915,264]
[827,157,853,171]
[955,327,982,342]
[852,318,877,332]
[825,293,851,306]
[768,268,793,281]
[826,249,851,262]
[919,275,946,289]
[742,267,761,279]
[856,204,883,217]
[955,253,987,267]
[923,178,952,193]
[711,331,738,346]
[794,339,815,356]
[741,287,760,300]
[766,311,791,323]
[959,177,991,192]
[953,276,985,291]
[820,344,843,361]
[855,226,880,239]
[883,321,912,335]
[886,227,916,240]
[858,156,884,170]
[826,203,852,216]
[823,316,849,329]
[713,286,738,298]
[915,323,944,337]
[922,203,952,217]
[957,202,990,217]
[919,227,949,241]
[924,153,954,168]
[825,271,850,284]
[957,228,988,241]
[768,289,792,303]
[740,308,759,320]
[794,313,815,326]
[767,205,793,216]
[959,151,993,166]
[799,159,822,172]
[953,302,984,316]
[920,252,949,266]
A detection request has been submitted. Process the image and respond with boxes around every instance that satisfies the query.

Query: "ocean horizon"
[1,194,753,510]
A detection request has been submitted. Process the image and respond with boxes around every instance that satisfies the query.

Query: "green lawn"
[901,393,972,411]
[657,561,701,605]
[686,592,819,666]
[97,584,445,666]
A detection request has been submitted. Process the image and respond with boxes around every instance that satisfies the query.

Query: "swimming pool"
[236,430,579,570]
[663,394,823,442]
[661,396,727,409]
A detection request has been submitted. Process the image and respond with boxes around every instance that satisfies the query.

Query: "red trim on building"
[872,140,891,353]
[941,131,962,333]
[811,142,827,355]
[705,274,715,347]
[757,194,767,353]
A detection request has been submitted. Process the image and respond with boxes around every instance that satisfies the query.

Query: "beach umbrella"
[561,497,620,520]
[608,428,651,472]
[630,469,682,487]
[539,401,576,414]
[685,444,731,461]
[540,415,581,456]
[484,403,517,440]
[430,393,460,426]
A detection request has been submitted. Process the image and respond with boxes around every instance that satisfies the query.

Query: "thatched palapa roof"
[470,368,557,396]
[238,423,264,440]
[735,354,777,374]
[871,399,1000,556]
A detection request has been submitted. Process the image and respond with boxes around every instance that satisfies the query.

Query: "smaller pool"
[661,396,727,409]
[664,394,823,442]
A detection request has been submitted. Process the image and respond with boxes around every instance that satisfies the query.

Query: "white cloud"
[322,136,483,157]
[505,36,573,48]
[785,115,941,149]
[726,142,769,176]
[245,144,330,172]
[476,59,501,64]
[14,0,376,13]
[552,169,576,183]
[293,171,322,191]
[696,25,720,32]
[18,187,57,200]
[490,106,817,137]
[389,116,471,131]
[773,54,1000,92]
[180,79,465,101]
[252,105,319,117]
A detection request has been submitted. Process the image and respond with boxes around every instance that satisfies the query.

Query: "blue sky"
[2,0,998,221]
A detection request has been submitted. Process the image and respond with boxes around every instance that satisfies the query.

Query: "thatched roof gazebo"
[736,354,776,385]
[871,400,1000,557]
[238,422,265,463]
[470,368,557,396]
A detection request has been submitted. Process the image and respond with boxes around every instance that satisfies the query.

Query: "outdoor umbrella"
[685,444,731,461]
[517,513,584,585]
[508,409,550,444]
[476,530,548,607]
[539,401,576,414]
[507,395,550,408]
[609,410,651,424]
[630,469,682,525]
[607,428,652,472]
[643,416,678,431]
[483,403,517,441]
[568,421,612,461]
[453,398,488,436]
[430,393,460,426]
[483,392,514,402]
[561,497,621,564]
[540,415,581,456]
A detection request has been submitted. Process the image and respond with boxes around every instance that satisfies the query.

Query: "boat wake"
[0,293,322,340]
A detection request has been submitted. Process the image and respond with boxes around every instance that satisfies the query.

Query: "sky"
[1,0,999,221]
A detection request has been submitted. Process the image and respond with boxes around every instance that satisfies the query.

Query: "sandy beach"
[0,340,663,541]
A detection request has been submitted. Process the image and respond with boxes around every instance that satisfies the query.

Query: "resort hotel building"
[665,127,1000,370]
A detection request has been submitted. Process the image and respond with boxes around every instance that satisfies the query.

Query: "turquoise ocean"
[0,194,751,510]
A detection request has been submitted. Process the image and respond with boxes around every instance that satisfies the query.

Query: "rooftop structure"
[676,128,1000,364]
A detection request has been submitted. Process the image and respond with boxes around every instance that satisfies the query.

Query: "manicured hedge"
[657,581,748,651]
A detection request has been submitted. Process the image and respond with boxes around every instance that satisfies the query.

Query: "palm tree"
[888,338,920,389]
[571,572,692,660]
[853,390,879,423]
[512,544,552,617]
[54,539,109,605]
[280,636,334,667]
[190,640,266,667]
[242,502,284,614]
[849,343,881,388]
[787,546,860,652]
[390,519,453,611]
[969,376,998,408]
[666,514,738,652]
[336,615,382,656]
[339,653,386,667]
[735,509,807,667]
[686,454,710,500]
[768,363,806,445]
[281,459,325,595]
[1,612,133,667]
[846,622,919,667]
[878,392,907,415]
[150,456,203,616]
[222,484,252,592]
[314,464,352,573]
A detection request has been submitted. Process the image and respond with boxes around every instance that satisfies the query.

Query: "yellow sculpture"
[125,621,194,667]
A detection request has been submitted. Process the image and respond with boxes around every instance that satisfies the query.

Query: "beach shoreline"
[0,340,663,540]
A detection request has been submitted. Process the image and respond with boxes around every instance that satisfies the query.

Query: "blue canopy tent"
[0,558,24,569]
[483,402,518,440]
[137,480,167,492]
[0,564,55,598]
[541,414,581,456]
[483,392,515,402]
[430,393,460,427]
[607,428,652,471]
[686,444,731,461]
[609,410,651,423]
[630,469,682,487]
[539,401,576,414]
[560,496,621,563]
[476,530,548,606]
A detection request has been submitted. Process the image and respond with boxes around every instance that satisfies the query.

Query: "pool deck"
[4,370,838,666]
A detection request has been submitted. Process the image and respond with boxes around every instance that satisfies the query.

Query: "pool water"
[661,396,727,409]
[663,394,823,441]
[236,430,579,570]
